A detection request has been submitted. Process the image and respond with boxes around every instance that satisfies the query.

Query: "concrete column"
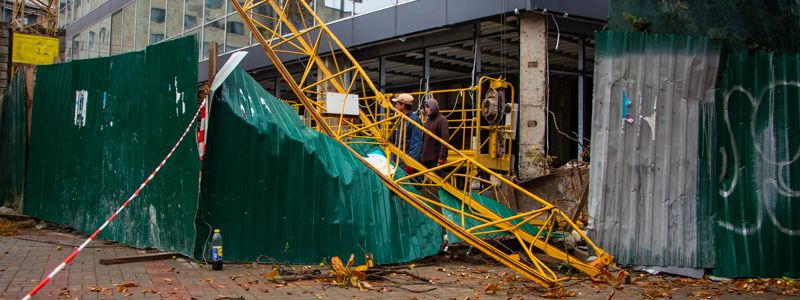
[517,12,547,180]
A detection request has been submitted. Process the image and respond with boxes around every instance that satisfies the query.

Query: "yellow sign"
[12,33,59,65]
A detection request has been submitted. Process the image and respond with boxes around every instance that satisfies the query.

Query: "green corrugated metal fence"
[705,50,800,277]
[23,37,200,256]
[196,67,442,264]
[0,69,26,208]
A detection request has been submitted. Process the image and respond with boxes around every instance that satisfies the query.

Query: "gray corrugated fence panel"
[588,31,720,267]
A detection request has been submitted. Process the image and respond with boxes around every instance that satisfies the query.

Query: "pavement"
[0,219,797,300]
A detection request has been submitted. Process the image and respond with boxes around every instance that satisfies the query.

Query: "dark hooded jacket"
[420,99,449,163]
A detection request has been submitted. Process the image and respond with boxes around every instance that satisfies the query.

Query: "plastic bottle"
[210,229,223,270]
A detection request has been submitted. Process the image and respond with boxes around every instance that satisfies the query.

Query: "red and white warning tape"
[22,99,206,300]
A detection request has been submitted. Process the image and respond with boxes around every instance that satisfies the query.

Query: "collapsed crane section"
[229,0,614,287]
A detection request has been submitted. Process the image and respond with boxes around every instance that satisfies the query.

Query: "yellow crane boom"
[228,0,614,287]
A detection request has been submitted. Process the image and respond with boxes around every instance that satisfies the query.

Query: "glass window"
[202,19,224,59]
[204,0,224,22]
[134,0,150,49]
[352,0,393,16]
[166,0,183,37]
[251,2,274,42]
[184,15,197,28]
[71,34,81,60]
[225,0,243,16]
[150,33,164,43]
[150,0,166,44]
[59,7,66,28]
[66,1,73,24]
[282,0,314,35]
[316,0,350,23]
[74,0,82,18]
[225,13,248,52]
[151,8,166,23]
[86,22,100,58]
[184,0,202,30]
[97,16,111,57]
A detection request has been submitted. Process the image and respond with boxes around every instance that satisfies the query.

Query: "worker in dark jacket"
[420,98,449,170]
[391,93,422,173]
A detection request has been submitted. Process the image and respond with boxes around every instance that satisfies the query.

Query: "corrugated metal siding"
[24,37,200,256]
[0,69,26,207]
[588,31,720,267]
[197,67,441,264]
[702,50,800,277]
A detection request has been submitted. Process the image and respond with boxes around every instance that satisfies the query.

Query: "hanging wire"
[550,14,560,50]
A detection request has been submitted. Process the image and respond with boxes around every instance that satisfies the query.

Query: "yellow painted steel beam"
[228,0,615,288]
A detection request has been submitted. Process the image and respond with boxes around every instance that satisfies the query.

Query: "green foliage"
[622,12,650,32]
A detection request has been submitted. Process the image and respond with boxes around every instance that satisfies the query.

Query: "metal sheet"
[588,31,720,268]
[702,50,800,277]
[0,70,27,208]
[197,67,442,264]
[23,37,200,256]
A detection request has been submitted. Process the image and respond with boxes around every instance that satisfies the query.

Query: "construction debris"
[99,252,181,265]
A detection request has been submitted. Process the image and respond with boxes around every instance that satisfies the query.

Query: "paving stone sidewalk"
[1,226,796,299]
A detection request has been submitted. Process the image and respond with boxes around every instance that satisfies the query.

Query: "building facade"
[60,0,608,176]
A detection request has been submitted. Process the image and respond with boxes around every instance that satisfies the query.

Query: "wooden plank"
[99,252,179,265]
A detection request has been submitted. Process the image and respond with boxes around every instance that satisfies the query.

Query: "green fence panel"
[438,190,565,244]
[23,37,200,256]
[0,70,26,208]
[196,67,441,265]
[707,50,800,277]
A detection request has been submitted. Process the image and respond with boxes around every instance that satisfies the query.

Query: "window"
[184,15,197,28]
[210,19,224,29]
[151,8,166,23]
[185,0,202,30]
[227,21,244,34]
[226,14,248,51]
[150,34,165,44]
[98,28,106,43]
[88,31,95,47]
[71,40,80,59]
[205,0,224,22]
[205,0,221,9]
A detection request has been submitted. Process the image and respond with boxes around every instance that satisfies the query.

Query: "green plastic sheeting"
[0,70,26,208]
[196,67,441,265]
[438,190,564,244]
[701,50,800,277]
[24,37,200,256]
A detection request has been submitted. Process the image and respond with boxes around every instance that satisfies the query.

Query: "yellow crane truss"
[228,0,614,287]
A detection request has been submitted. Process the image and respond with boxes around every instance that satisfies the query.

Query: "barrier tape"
[22,99,207,300]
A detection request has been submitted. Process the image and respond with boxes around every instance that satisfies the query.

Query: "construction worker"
[391,93,422,173]
[420,98,449,171]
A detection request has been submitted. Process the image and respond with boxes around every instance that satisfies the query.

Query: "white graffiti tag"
[718,81,800,236]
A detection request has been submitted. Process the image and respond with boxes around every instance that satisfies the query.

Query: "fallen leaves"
[114,281,139,293]
[484,283,499,294]
[142,289,160,295]
[329,254,370,290]
[0,219,23,236]
[541,288,576,299]
[640,288,671,299]
[689,288,722,298]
